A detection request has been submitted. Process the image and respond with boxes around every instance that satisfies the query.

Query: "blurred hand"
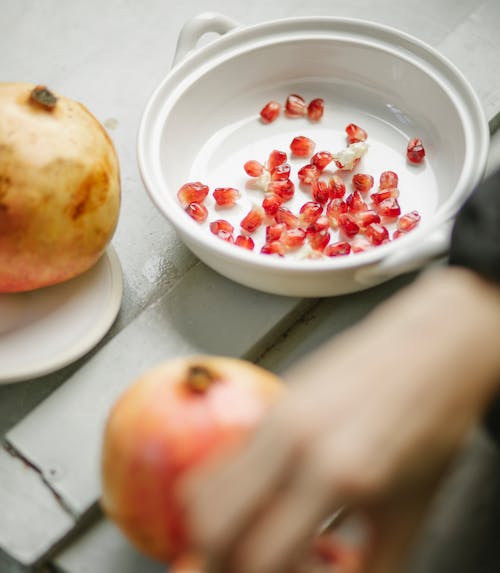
[183,268,500,573]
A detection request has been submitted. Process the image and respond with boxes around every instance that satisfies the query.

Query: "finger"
[184,403,307,555]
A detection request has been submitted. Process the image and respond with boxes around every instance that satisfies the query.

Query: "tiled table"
[1,1,500,571]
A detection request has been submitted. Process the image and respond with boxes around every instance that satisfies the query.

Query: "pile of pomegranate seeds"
[178,94,426,260]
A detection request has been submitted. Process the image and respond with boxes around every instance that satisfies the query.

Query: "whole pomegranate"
[101,356,285,562]
[0,83,120,293]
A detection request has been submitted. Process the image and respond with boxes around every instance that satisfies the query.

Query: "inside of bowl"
[157,36,469,254]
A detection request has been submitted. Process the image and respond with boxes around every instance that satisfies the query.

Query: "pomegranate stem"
[186,365,216,393]
[30,85,58,110]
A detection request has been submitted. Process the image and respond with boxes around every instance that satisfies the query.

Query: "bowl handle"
[173,12,240,67]
[355,221,453,285]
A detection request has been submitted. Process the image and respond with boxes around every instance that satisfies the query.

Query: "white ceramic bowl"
[138,13,489,297]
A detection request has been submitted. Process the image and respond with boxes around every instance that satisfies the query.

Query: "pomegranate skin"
[101,356,285,562]
[0,83,120,292]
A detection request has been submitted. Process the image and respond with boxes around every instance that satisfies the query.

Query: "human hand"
[182,268,500,573]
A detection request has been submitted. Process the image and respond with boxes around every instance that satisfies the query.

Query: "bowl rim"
[137,15,489,274]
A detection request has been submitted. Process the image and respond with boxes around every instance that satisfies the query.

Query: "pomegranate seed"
[325,241,351,257]
[355,210,381,230]
[307,215,329,235]
[338,213,360,237]
[376,197,401,218]
[407,138,426,164]
[268,149,287,172]
[177,181,209,207]
[346,191,368,213]
[210,219,234,236]
[351,236,371,253]
[260,100,281,123]
[326,199,347,224]
[285,93,307,117]
[266,223,287,242]
[261,241,285,256]
[275,207,300,229]
[235,235,255,250]
[283,228,306,249]
[213,187,240,207]
[241,207,264,233]
[398,210,421,232]
[268,179,295,202]
[262,194,282,216]
[290,135,316,157]
[345,123,368,144]
[185,202,208,222]
[307,98,324,121]
[371,187,399,204]
[308,230,330,251]
[312,179,330,204]
[271,163,291,181]
[379,170,398,189]
[216,230,234,243]
[393,229,403,240]
[365,222,389,245]
[244,160,264,177]
[298,163,319,185]
[299,201,323,225]
[311,151,334,171]
[328,175,346,199]
[352,173,374,194]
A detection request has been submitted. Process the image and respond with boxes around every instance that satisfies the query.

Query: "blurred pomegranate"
[0,83,120,292]
[101,356,285,562]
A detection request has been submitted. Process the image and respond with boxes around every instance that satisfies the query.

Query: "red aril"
[271,163,291,181]
[101,357,285,562]
[311,151,334,171]
[325,241,351,257]
[312,179,330,204]
[177,182,209,207]
[209,219,234,236]
[298,163,319,185]
[345,123,368,144]
[241,207,264,233]
[307,215,329,235]
[262,194,282,216]
[290,135,316,157]
[338,213,360,237]
[307,98,324,121]
[376,197,401,218]
[285,93,306,117]
[185,202,208,223]
[260,100,281,123]
[235,235,255,250]
[346,191,368,213]
[371,187,399,204]
[365,222,389,245]
[326,199,347,224]
[267,149,287,172]
[355,210,381,230]
[379,170,398,189]
[275,207,300,229]
[308,230,330,251]
[268,179,295,202]
[299,202,323,225]
[398,210,421,232]
[352,173,374,194]
[266,223,287,242]
[407,138,426,163]
[328,175,346,199]
[244,160,264,177]
[282,228,306,249]
[213,187,240,207]
[215,230,234,243]
[261,241,285,256]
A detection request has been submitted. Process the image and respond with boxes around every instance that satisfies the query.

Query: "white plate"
[0,247,123,384]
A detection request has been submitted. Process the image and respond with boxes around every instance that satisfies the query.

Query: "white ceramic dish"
[138,13,489,297]
[0,247,122,384]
